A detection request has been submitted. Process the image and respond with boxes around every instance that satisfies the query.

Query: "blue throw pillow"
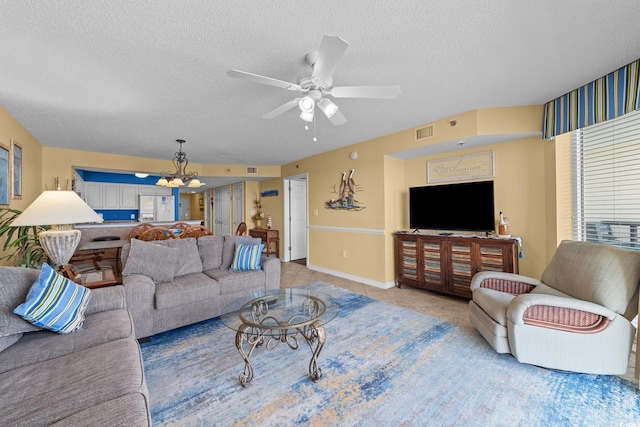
[230,244,264,271]
[14,263,92,334]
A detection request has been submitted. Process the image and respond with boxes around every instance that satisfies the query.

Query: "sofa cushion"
[221,236,261,270]
[0,333,22,353]
[198,235,225,270]
[541,240,640,314]
[122,238,179,283]
[0,266,43,337]
[204,268,266,294]
[14,263,92,334]
[155,273,220,310]
[230,243,264,271]
[160,238,203,276]
[0,308,135,374]
[472,287,516,327]
[0,337,147,427]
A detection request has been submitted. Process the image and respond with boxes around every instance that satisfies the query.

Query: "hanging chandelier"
[155,139,204,188]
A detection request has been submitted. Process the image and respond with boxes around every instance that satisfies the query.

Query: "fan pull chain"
[313,115,317,142]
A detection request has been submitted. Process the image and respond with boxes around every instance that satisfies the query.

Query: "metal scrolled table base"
[235,320,326,387]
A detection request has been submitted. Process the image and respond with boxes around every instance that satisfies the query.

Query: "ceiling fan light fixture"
[317,97,339,118]
[300,110,314,122]
[299,96,315,113]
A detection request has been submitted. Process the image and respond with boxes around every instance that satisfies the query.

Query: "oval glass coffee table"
[221,288,340,387]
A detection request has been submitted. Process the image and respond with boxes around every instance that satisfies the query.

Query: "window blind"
[572,109,640,251]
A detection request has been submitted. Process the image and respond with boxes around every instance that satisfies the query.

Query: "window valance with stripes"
[542,58,640,139]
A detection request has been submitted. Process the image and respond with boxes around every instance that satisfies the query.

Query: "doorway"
[284,174,308,262]
[179,195,191,220]
[213,186,231,235]
[212,184,244,235]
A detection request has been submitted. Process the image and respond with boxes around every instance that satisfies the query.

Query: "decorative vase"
[254,219,262,228]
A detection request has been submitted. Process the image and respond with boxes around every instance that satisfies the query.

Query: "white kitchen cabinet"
[120,184,139,209]
[152,186,172,195]
[102,184,120,209]
[85,182,104,208]
[86,182,173,209]
[73,171,85,197]
[139,184,171,196]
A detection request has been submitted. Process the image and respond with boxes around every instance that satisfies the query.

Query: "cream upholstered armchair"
[469,240,640,375]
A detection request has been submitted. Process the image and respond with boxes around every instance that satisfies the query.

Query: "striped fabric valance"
[542,58,640,139]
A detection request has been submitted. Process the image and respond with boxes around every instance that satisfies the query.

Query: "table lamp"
[11,190,103,271]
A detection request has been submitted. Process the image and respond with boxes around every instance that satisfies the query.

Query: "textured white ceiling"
[1,1,640,174]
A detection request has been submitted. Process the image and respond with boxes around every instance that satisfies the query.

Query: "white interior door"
[213,186,231,235]
[204,190,212,229]
[179,195,190,220]
[289,178,307,260]
[232,183,244,231]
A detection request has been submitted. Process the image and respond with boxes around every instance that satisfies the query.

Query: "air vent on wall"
[414,125,434,142]
[246,166,258,174]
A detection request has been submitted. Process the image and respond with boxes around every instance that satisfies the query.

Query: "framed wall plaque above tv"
[428,150,494,183]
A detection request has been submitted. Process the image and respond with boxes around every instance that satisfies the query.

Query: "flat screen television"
[409,181,495,232]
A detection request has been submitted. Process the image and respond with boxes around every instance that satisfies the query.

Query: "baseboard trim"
[306,263,396,290]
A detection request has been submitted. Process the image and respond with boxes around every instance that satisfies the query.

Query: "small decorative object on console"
[498,211,511,238]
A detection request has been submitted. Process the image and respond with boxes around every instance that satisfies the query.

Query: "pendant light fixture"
[155,139,204,188]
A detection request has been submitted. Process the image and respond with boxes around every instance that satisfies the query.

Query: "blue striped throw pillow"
[230,243,264,271]
[14,263,92,334]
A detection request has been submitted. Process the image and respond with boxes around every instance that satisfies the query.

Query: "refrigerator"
[139,195,175,222]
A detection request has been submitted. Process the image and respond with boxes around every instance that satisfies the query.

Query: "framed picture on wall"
[11,140,22,199]
[0,143,9,205]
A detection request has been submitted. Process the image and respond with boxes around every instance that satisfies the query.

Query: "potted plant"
[0,208,47,268]
[252,199,265,228]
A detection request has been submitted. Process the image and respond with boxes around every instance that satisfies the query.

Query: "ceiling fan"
[227,35,401,126]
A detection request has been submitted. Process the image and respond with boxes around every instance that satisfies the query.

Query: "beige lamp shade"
[11,190,102,226]
[11,190,102,266]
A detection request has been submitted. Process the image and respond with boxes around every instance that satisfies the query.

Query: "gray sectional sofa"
[121,235,281,339]
[0,267,150,426]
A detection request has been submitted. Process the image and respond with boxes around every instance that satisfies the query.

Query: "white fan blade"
[312,35,349,82]
[263,98,300,119]
[227,69,302,91]
[327,109,347,126]
[329,85,401,99]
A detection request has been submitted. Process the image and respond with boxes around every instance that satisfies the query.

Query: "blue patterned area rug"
[140,282,640,426]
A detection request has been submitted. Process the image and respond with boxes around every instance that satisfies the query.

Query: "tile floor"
[280,260,638,386]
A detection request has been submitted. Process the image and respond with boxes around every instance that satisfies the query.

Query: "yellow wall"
[403,137,547,277]
[0,106,44,265]
[3,101,563,285]
[0,105,43,210]
[40,146,281,193]
[383,155,406,282]
[188,193,204,220]
[258,178,283,251]
[552,133,573,247]
[282,105,547,285]
[244,181,260,229]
